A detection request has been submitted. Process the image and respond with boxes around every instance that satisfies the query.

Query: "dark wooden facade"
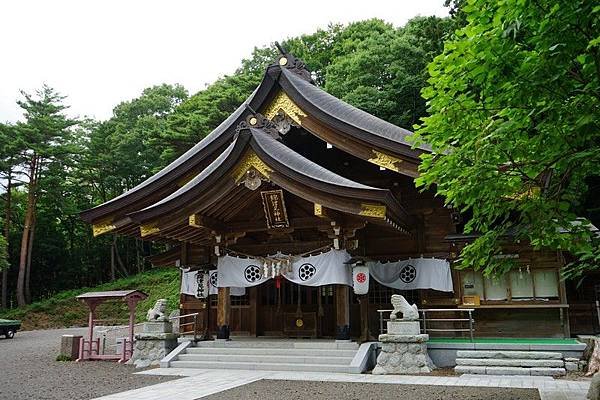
[81,51,570,340]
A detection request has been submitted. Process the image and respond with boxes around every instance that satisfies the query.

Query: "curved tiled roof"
[280,68,430,153]
[250,128,379,191]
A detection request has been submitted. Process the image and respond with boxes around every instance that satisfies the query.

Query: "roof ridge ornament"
[274,41,314,84]
[236,112,282,140]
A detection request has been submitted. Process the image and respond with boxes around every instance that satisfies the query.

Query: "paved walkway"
[92,368,590,400]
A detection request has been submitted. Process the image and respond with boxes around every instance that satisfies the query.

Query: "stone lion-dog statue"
[390,294,419,321]
[146,299,168,322]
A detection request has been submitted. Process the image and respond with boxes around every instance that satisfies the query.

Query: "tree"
[0,122,24,308]
[14,85,76,305]
[414,0,600,276]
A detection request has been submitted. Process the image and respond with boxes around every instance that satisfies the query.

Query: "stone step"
[456,350,563,360]
[455,365,566,377]
[185,347,357,358]
[170,360,354,373]
[456,358,564,368]
[178,353,353,365]
[193,341,359,350]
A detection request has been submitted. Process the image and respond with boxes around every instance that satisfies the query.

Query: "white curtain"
[284,249,352,287]
[180,270,246,297]
[367,257,453,292]
[217,249,352,288]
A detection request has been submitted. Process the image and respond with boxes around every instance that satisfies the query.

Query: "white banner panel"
[217,249,352,288]
[208,270,246,296]
[367,258,453,292]
[181,270,246,296]
[285,249,352,287]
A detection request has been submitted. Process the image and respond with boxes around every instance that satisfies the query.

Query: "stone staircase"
[166,340,362,373]
[455,350,566,376]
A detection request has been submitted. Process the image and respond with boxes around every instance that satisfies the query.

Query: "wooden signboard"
[260,189,289,229]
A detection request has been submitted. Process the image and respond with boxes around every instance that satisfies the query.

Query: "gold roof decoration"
[231,150,273,183]
[368,150,403,172]
[359,204,387,219]
[92,220,116,237]
[263,91,307,126]
[140,224,160,237]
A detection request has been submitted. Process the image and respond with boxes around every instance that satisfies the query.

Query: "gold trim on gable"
[314,203,323,217]
[140,224,160,237]
[92,220,116,237]
[231,150,273,183]
[359,204,386,219]
[263,91,307,125]
[368,150,403,172]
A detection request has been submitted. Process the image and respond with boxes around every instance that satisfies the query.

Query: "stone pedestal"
[128,321,178,368]
[59,334,82,360]
[373,321,435,375]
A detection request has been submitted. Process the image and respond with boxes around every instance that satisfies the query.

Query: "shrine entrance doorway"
[257,279,337,338]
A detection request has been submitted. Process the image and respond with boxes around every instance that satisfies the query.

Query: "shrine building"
[81,51,571,342]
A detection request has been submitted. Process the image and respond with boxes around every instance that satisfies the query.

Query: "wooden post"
[335,285,350,340]
[359,294,372,342]
[217,287,231,339]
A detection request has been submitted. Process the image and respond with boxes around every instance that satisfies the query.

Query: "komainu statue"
[146,299,168,322]
[390,294,419,321]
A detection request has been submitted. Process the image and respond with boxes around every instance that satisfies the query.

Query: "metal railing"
[170,312,201,341]
[377,308,475,342]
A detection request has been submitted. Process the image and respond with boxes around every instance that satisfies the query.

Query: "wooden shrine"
[81,49,570,340]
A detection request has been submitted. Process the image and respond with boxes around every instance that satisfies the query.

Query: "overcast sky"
[0,0,448,123]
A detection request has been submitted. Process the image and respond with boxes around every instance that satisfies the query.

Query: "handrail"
[377,308,475,342]
[170,312,200,341]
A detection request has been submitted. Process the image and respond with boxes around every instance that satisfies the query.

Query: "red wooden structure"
[76,290,147,362]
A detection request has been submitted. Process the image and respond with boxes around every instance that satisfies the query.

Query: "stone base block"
[143,321,173,334]
[129,336,178,369]
[387,321,420,335]
[374,334,435,375]
[378,333,429,343]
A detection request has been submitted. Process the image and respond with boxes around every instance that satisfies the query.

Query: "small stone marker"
[60,334,82,360]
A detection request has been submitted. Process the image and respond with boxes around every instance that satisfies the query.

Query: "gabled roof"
[82,51,428,235]
[127,127,411,235]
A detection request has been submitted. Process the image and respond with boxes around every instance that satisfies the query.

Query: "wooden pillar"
[335,285,350,340]
[359,294,372,342]
[217,287,231,339]
[249,287,258,337]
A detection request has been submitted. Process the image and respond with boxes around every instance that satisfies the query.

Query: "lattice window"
[368,279,419,305]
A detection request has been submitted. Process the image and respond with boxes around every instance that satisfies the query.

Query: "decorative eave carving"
[236,113,281,139]
[263,91,307,126]
[359,204,387,219]
[231,150,273,183]
[140,224,160,237]
[92,220,116,237]
[368,150,403,172]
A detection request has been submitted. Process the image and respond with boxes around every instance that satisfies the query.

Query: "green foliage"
[0,233,8,271]
[55,354,73,362]
[0,268,179,330]
[415,0,600,276]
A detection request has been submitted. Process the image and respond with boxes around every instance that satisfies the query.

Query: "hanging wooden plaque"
[260,189,289,229]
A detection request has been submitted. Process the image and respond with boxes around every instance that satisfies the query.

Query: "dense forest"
[1,0,598,310]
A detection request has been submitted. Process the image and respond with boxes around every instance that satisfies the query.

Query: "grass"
[0,268,180,331]
[428,337,581,345]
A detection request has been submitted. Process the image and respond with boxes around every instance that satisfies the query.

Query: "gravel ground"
[202,380,541,400]
[0,327,177,400]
